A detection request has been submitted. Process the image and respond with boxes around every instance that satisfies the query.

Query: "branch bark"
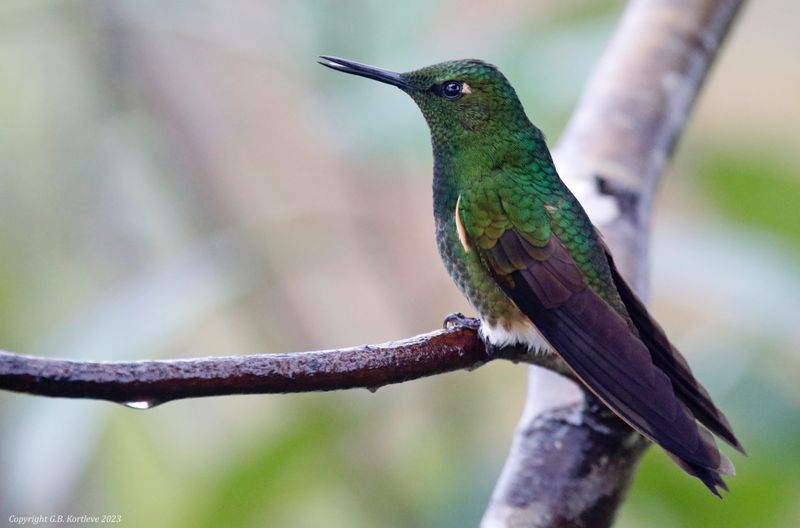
[0,314,567,405]
[0,0,745,526]
[0,316,570,405]
[482,1,744,526]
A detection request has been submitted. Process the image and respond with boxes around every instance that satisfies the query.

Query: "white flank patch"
[480,318,552,353]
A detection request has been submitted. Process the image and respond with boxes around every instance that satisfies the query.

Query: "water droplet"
[122,400,158,410]
[366,386,379,393]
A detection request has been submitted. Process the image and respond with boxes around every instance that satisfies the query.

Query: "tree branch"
[0,315,565,405]
[482,1,745,527]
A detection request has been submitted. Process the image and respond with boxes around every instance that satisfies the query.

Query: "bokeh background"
[0,1,798,526]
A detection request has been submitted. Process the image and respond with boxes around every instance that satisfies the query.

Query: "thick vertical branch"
[481,1,745,527]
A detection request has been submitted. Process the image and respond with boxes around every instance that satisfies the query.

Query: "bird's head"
[320,57,531,149]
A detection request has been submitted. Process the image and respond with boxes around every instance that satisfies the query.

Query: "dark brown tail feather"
[602,245,745,454]
[669,423,735,497]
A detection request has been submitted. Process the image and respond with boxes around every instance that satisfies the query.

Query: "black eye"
[441,80,463,100]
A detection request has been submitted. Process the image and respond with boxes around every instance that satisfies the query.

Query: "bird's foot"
[442,312,480,331]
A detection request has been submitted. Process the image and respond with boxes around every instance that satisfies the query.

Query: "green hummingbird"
[319,56,744,495]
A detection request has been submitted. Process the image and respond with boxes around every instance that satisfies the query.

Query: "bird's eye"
[441,80,463,100]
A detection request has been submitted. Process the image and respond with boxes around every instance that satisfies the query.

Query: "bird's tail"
[668,435,735,498]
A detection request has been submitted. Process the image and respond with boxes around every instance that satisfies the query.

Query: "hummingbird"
[319,56,744,495]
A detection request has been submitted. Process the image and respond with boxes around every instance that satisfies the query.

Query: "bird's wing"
[600,240,744,453]
[457,192,733,494]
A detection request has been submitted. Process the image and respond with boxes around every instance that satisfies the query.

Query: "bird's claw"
[443,312,480,331]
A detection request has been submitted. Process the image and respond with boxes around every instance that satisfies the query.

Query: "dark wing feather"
[601,242,745,454]
[480,230,734,495]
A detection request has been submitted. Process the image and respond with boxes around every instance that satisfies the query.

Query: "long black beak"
[319,56,412,90]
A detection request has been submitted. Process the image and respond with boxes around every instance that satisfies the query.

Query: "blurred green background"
[0,1,798,526]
